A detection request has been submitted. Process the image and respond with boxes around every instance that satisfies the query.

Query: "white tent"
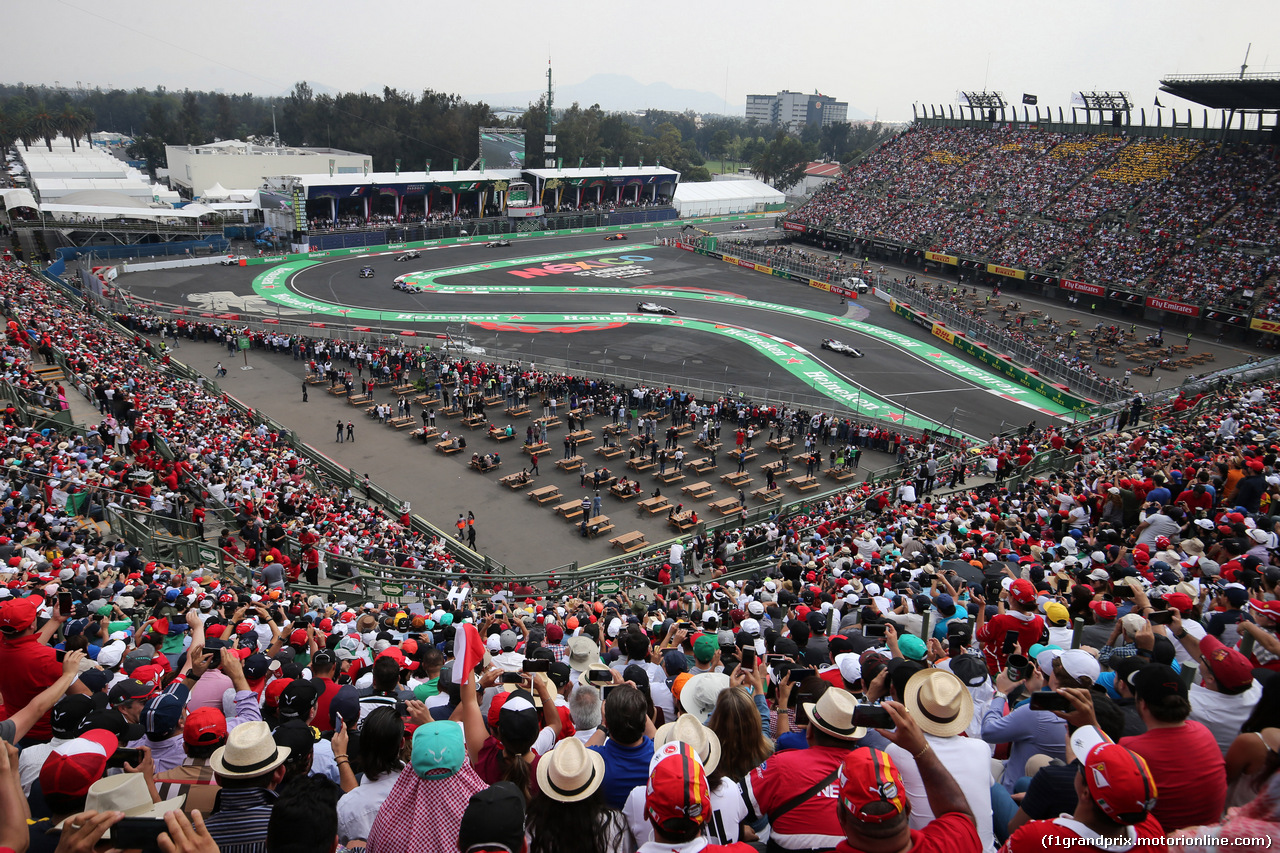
[202,182,231,201]
[673,179,783,217]
[0,188,39,212]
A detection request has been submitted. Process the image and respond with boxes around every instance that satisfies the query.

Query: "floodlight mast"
[958,91,1007,121]
[1075,91,1133,124]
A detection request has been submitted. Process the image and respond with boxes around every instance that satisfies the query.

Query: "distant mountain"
[475,73,742,115]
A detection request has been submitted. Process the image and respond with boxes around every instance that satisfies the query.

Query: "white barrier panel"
[119,256,230,274]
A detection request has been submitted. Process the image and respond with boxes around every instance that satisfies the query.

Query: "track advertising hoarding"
[478,129,527,170]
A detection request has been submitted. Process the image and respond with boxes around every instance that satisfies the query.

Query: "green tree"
[178,90,202,144]
[751,131,810,192]
[213,94,236,140]
[25,106,57,151]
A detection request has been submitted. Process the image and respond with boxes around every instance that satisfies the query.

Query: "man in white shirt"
[1184,635,1264,754]
[669,541,685,583]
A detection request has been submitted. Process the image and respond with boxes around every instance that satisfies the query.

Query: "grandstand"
[785,95,1280,337]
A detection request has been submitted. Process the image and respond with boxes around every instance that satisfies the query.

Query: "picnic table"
[609,484,640,501]
[596,444,625,459]
[720,471,752,487]
[583,515,614,538]
[752,485,783,502]
[505,404,530,418]
[487,427,515,442]
[681,481,715,500]
[555,500,584,521]
[656,470,685,484]
[637,496,671,515]
[687,457,716,474]
[409,426,440,442]
[557,455,584,471]
[523,442,551,456]
[668,511,698,532]
[708,497,742,516]
[499,472,533,489]
[527,485,562,505]
[627,457,655,473]
[461,414,487,429]
[435,439,463,454]
[610,531,647,552]
[787,475,820,492]
[566,429,595,445]
[469,458,501,473]
[825,468,858,482]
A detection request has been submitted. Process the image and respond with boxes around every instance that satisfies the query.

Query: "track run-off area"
[251,244,1083,438]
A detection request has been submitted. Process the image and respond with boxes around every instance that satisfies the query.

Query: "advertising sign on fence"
[1144,296,1200,318]
[1059,279,1105,296]
[925,251,958,265]
[986,263,1027,280]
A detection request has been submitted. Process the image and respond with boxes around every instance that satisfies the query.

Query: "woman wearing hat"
[528,737,633,853]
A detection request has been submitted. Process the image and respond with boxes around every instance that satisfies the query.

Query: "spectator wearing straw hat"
[203,720,292,853]
[744,687,867,852]
[890,668,995,850]
[529,736,633,853]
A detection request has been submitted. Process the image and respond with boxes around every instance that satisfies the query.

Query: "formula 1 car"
[358,267,375,279]
[637,302,677,316]
[219,255,247,266]
[731,223,749,231]
[487,239,512,248]
[604,233,628,241]
[821,338,864,357]
[394,250,419,261]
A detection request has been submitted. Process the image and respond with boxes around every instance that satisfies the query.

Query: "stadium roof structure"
[1158,72,1280,111]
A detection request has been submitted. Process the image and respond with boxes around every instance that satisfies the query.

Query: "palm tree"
[26,108,58,151]
[76,106,95,149]
[57,106,80,151]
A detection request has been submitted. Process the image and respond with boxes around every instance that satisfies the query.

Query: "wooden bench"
[753,485,783,502]
[656,470,685,485]
[787,475,820,492]
[487,428,515,442]
[414,394,440,407]
[596,444,625,459]
[555,500,584,521]
[825,468,858,482]
[469,458,501,473]
[695,439,721,453]
[347,393,373,406]
[305,374,327,385]
[687,457,716,474]
[568,407,593,421]
[499,472,533,489]
[603,423,628,437]
[483,394,503,408]
[673,423,693,437]
[527,486,562,505]
[435,440,463,454]
[627,457,655,473]
[643,409,668,422]
[442,405,462,417]
[767,437,795,453]
[681,481,716,500]
[720,471,752,487]
[609,485,639,501]
[637,496,671,516]
[736,449,759,463]
[505,405,530,418]
[566,429,595,445]
[761,460,789,475]
[534,416,562,430]
[631,435,655,448]
[557,455,584,472]
[409,426,440,442]
[708,497,742,516]
[610,531,647,552]
[392,384,416,396]
[523,442,551,456]
[461,414,487,429]
[387,415,415,429]
[328,385,349,396]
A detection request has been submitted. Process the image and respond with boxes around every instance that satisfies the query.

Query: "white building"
[17,136,180,205]
[745,90,848,130]
[166,140,371,199]
[673,179,783,217]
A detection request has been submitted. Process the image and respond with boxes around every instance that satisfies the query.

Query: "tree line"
[0,82,899,192]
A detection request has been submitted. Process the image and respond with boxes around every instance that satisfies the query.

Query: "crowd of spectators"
[788,125,1280,314]
[5,248,1280,851]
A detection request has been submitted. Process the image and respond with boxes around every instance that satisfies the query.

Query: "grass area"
[703,159,749,176]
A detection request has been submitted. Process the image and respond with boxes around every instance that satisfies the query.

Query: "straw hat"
[57,773,184,832]
[800,687,866,741]
[903,668,973,738]
[566,636,600,673]
[654,713,722,774]
[209,720,290,778]
[535,735,606,802]
[679,672,731,720]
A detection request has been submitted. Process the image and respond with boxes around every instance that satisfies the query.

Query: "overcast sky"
[11,0,1277,121]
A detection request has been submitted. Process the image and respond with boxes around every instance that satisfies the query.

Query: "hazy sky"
[10,0,1277,121]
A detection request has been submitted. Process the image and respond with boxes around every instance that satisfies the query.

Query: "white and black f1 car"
[486,239,512,248]
[394,250,419,261]
[821,338,864,357]
[637,302,677,315]
[358,267,375,279]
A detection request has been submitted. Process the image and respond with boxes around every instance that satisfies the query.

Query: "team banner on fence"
[925,251,958,265]
[1144,296,1200,318]
[986,263,1027,280]
[782,221,806,232]
[1059,278,1105,296]
[1250,318,1280,335]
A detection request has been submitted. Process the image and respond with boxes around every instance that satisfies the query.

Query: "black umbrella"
[941,559,985,588]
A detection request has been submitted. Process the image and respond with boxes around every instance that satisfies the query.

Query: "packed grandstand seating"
[5,244,1280,851]
[788,124,1280,313]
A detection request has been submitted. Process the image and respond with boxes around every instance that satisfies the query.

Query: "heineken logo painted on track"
[252,251,1078,430]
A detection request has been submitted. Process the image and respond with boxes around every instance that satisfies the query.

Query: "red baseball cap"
[183,707,228,746]
[39,729,117,797]
[836,747,909,824]
[1009,579,1036,606]
[1250,599,1280,621]
[645,742,712,833]
[1071,726,1157,824]
[1089,600,1118,620]
[0,597,38,633]
[264,678,294,709]
[1200,635,1255,691]
[1164,593,1194,614]
[289,628,308,645]
[377,647,419,671]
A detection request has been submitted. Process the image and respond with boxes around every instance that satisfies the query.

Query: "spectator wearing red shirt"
[0,597,85,743]
[829,701,982,853]
[1001,725,1165,853]
[1118,664,1226,832]
[976,579,1045,674]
